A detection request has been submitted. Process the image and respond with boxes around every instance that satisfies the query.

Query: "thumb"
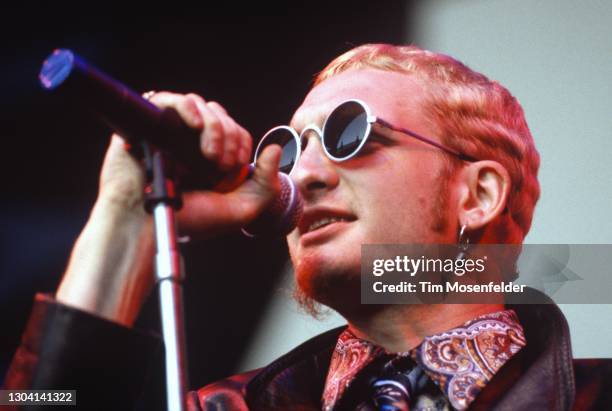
[176,145,283,236]
[249,144,282,198]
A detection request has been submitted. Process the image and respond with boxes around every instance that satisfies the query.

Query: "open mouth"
[298,207,357,238]
[306,216,353,233]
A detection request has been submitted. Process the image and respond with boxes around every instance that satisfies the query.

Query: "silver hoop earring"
[456,224,470,261]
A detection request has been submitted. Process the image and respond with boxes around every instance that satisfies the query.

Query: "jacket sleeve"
[3,293,163,411]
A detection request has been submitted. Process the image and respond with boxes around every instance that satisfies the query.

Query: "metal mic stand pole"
[143,143,188,411]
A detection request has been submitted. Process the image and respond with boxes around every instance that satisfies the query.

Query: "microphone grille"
[242,173,303,237]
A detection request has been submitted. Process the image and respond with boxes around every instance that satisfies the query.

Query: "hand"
[56,92,281,326]
[143,92,282,235]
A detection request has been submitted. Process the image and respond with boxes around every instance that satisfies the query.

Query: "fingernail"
[192,112,203,128]
[204,138,217,158]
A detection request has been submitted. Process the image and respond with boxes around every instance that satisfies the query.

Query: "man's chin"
[293,256,361,316]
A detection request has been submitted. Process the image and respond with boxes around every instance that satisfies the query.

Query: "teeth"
[307,217,348,232]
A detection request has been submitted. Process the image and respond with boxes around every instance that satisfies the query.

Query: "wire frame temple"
[375,118,478,162]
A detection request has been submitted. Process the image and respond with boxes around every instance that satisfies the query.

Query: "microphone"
[38,49,302,236]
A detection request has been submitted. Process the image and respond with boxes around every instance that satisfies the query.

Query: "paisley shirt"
[322,310,525,410]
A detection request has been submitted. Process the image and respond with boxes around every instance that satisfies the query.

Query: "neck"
[344,303,504,352]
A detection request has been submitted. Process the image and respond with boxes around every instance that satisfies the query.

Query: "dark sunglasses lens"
[324,101,368,158]
[258,128,298,174]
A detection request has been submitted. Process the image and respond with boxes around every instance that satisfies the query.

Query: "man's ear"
[455,161,510,230]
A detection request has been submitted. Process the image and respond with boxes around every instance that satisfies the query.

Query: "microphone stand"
[38,49,298,411]
[143,143,189,411]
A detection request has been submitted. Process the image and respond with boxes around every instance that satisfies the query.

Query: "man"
[5,44,611,410]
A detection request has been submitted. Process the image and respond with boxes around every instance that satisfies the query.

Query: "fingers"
[201,100,238,170]
[145,91,252,172]
[189,96,224,161]
[250,143,281,194]
[177,144,281,234]
[226,143,282,225]
[205,102,236,166]
[147,91,203,129]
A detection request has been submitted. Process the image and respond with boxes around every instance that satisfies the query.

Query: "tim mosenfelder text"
[370,255,526,295]
[372,281,526,294]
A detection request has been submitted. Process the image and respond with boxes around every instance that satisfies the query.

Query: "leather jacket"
[4,295,612,410]
[192,302,612,410]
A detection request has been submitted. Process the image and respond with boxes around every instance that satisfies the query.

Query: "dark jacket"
[4,294,612,410]
[193,301,612,411]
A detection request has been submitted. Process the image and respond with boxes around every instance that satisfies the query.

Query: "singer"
[5,44,611,410]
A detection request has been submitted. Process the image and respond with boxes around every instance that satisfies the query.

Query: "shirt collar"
[322,309,525,411]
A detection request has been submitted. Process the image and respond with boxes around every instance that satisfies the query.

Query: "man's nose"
[291,133,340,200]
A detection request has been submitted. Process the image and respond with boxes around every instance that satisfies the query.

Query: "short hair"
[313,44,540,243]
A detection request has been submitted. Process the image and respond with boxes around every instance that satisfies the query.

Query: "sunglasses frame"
[254,98,478,175]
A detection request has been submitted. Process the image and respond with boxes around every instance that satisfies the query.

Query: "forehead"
[290,68,427,130]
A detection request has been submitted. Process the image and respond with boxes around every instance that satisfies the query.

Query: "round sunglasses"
[254,99,477,174]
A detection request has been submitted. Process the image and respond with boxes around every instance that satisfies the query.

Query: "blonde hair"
[314,44,540,243]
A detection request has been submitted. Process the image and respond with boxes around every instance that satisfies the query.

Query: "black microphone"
[39,49,302,236]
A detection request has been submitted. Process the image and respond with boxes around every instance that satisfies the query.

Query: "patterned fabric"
[322,310,525,411]
[414,310,525,409]
[322,330,386,410]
